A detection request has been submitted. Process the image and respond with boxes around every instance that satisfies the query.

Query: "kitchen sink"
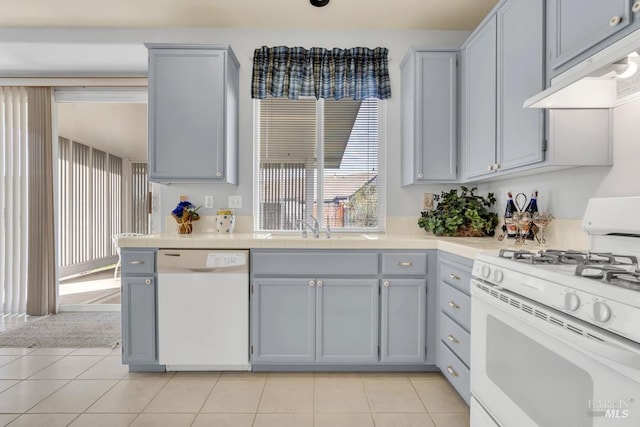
[262,233,380,240]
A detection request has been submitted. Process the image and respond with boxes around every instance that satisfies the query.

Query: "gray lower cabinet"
[380,278,427,363]
[251,278,315,363]
[437,252,473,405]
[251,250,434,368]
[316,279,379,363]
[401,49,458,184]
[146,44,239,184]
[120,248,162,370]
[547,0,637,78]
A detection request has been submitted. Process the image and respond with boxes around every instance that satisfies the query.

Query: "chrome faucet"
[297,216,320,238]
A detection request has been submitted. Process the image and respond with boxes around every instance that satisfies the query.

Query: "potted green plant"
[418,186,498,237]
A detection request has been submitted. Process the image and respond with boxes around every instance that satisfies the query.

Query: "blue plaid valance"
[251,46,391,100]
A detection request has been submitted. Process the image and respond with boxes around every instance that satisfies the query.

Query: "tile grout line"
[188,371,222,426]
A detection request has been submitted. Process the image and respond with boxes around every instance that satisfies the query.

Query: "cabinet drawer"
[440,313,470,367]
[439,341,470,405]
[439,260,471,295]
[121,250,155,275]
[440,282,471,331]
[382,253,428,276]
[252,251,378,276]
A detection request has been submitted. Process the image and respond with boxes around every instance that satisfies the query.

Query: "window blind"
[257,98,380,231]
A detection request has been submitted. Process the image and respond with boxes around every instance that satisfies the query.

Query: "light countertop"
[118,232,545,260]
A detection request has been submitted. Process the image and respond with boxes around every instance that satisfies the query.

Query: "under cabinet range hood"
[525,28,640,109]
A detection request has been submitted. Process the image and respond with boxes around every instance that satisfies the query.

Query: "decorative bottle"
[504,192,517,239]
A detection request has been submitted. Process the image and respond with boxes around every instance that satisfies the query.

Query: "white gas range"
[470,196,640,427]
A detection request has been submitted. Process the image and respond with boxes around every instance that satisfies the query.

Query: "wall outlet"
[422,193,435,211]
[204,195,214,209]
[228,195,242,209]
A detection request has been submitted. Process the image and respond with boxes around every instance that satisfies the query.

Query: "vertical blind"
[131,162,149,234]
[257,98,379,231]
[58,137,122,277]
[0,87,28,315]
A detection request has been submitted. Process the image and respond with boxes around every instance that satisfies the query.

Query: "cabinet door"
[463,16,498,179]
[406,52,457,183]
[122,276,157,364]
[316,279,379,363]
[251,279,315,363]
[380,279,427,363]
[547,0,632,73]
[497,0,545,172]
[148,48,226,182]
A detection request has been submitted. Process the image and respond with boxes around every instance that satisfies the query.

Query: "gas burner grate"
[575,265,640,291]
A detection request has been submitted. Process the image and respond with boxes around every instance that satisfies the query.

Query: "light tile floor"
[0,347,470,427]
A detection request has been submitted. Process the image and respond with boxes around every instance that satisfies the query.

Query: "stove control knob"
[493,269,504,283]
[593,301,611,323]
[480,265,491,279]
[564,293,580,312]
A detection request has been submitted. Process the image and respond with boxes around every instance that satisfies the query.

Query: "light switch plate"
[422,193,435,211]
[228,195,242,209]
[205,195,214,209]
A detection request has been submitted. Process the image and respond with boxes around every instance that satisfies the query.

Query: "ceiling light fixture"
[310,0,330,7]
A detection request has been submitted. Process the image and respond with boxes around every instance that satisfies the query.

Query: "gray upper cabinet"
[316,279,379,364]
[462,16,498,179]
[462,0,545,180]
[146,44,239,184]
[401,50,458,184]
[497,0,545,171]
[547,0,636,77]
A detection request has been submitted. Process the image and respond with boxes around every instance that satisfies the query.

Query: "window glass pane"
[258,98,316,231]
[257,98,379,232]
[323,99,378,229]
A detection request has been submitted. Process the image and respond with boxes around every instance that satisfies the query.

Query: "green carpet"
[0,312,121,348]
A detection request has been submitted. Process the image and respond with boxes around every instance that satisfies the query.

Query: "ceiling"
[0,0,498,30]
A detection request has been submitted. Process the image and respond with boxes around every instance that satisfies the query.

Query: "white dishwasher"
[157,249,250,371]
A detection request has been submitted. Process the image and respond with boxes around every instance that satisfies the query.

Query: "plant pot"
[177,221,193,234]
[453,225,484,237]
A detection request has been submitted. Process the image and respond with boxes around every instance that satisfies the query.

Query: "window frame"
[253,97,386,234]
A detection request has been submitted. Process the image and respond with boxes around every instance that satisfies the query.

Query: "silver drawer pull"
[383,280,390,287]
[317,280,323,287]
[309,280,315,287]
[145,279,152,285]
[448,301,460,309]
[398,261,413,267]
[129,260,146,265]
[447,334,459,344]
[448,273,461,281]
[610,15,622,26]
[446,366,459,377]
[634,1,640,13]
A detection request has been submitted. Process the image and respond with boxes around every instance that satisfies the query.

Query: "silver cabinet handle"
[448,301,460,309]
[216,171,223,177]
[447,334,459,344]
[610,15,622,26]
[486,165,493,171]
[129,260,145,265]
[309,280,315,287]
[317,280,323,287]
[448,273,461,281]
[397,261,413,267]
[634,2,640,13]
[383,280,390,287]
[145,279,152,285]
[417,173,424,179]
[446,366,459,377]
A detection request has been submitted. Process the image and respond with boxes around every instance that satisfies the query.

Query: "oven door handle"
[559,327,640,371]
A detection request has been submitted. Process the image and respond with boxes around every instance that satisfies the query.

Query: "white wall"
[477,98,640,219]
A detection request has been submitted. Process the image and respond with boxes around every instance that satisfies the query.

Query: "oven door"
[471,279,640,427]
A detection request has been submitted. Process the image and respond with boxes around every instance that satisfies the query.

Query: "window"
[256,98,382,232]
